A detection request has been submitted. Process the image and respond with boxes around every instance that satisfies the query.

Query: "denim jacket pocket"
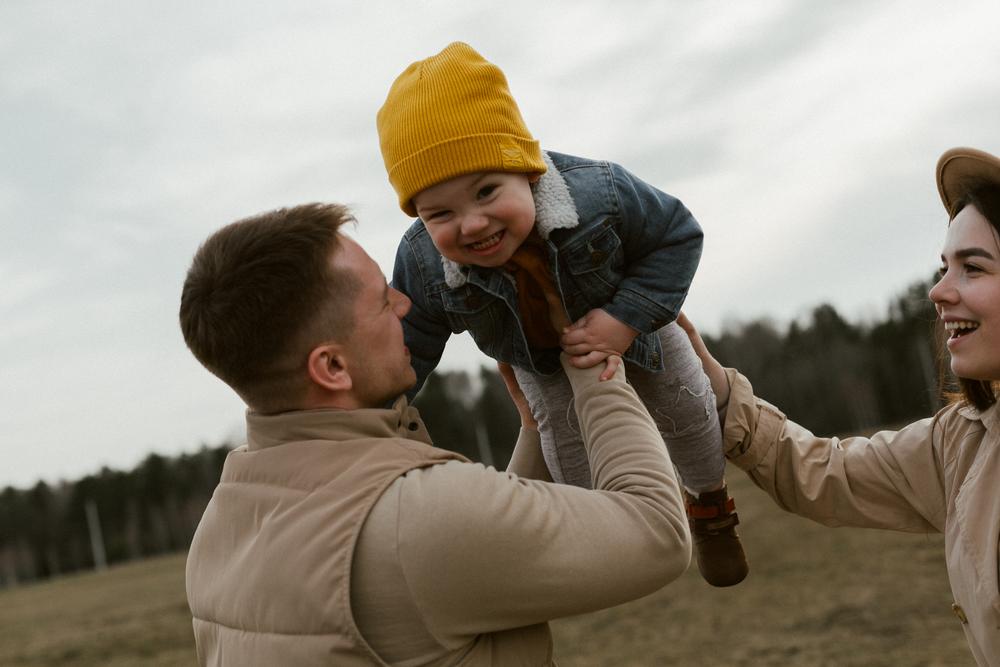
[562,223,624,303]
[440,286,504,339]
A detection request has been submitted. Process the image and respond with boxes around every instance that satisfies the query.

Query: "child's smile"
[468,230,506,254]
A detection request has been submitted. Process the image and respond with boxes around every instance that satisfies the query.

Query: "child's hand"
[560,308,638,380]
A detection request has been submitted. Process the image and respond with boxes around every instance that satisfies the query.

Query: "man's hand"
[560,308,638,380]
[676,312,730,409]
[496,362,538,430]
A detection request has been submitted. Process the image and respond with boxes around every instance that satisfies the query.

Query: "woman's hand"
[497,362,538,430]
[676,312,730,410]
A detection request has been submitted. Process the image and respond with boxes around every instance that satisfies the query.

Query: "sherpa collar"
[440,151,579,288]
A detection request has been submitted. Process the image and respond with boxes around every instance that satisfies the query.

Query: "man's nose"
[391,288,412,317]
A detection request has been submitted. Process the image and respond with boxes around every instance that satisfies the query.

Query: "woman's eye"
[937,266,947,278]
[964,263,983,274]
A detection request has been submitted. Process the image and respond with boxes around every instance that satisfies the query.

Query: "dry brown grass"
[0,468,973,666]
[0,553,194,667]
[551,468,972,666]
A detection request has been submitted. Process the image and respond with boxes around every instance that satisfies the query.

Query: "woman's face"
[928,204,1000,382]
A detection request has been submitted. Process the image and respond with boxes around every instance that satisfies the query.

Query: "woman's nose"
[928,272,956,305]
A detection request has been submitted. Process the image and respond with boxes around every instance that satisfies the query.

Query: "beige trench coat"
[722,369,1000,665]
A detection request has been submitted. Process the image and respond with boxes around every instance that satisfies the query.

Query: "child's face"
[412,171,539,267]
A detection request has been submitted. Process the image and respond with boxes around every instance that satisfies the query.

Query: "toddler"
[377,42,747,586]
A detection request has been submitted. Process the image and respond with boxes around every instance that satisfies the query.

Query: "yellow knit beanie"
[377,42,546,216]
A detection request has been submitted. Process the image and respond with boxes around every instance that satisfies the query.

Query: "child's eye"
[477,185,497,200]
[424,210,451,222]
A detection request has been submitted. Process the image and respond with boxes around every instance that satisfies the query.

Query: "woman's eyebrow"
[954,247,996,261]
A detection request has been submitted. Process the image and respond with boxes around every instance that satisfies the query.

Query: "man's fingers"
[568,350,610,369]
[561,341,595,356]
[599,355,621,381]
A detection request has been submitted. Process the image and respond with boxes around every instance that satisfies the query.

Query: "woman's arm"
[679,313,946,533]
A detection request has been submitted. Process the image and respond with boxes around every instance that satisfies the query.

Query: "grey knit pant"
[513,321,724,492]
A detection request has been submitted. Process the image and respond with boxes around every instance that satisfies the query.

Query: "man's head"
[376,42,547,218]
[179,203,415,412]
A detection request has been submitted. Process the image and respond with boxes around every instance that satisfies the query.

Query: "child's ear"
[528,173,542,184]
[307,343,352,393]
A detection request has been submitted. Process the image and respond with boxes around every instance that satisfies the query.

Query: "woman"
[679,146,1000,665]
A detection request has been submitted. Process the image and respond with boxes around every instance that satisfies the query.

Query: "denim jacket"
[391,150,703,397]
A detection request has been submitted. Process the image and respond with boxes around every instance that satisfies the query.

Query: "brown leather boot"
[685,485,749,587]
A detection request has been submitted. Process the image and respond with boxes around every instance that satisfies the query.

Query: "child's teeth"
[472,233,501,250]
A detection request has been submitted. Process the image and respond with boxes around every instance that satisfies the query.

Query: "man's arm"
[496,362,553,482]
[382,357,690,642]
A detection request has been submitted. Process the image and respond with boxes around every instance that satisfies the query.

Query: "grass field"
[0,468,973,666]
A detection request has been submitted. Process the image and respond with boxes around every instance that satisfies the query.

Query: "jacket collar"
[957,398,999,432]
[245,396,433,451]
[440,150,580,289]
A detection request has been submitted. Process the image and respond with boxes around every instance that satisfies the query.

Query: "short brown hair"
[179,203,359,411]
[945,187,1000,411]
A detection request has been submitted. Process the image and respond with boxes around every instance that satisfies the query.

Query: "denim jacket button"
[651,353,660,366]
[590,250,606,265]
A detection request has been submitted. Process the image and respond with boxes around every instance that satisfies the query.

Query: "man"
[180,202,691,666]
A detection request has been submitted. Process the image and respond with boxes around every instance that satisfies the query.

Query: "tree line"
[704,276,941,435]
[0,274,942,588]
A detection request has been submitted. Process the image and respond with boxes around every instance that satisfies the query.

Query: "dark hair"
[179,203,359,412]
[942,186,1000,411]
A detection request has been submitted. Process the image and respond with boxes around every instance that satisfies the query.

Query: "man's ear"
[307,343,352,393]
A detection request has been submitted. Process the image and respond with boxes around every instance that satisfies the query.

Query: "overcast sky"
[3,0,999,489]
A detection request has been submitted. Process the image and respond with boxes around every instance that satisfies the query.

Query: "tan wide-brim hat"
[936,146,1000,215]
